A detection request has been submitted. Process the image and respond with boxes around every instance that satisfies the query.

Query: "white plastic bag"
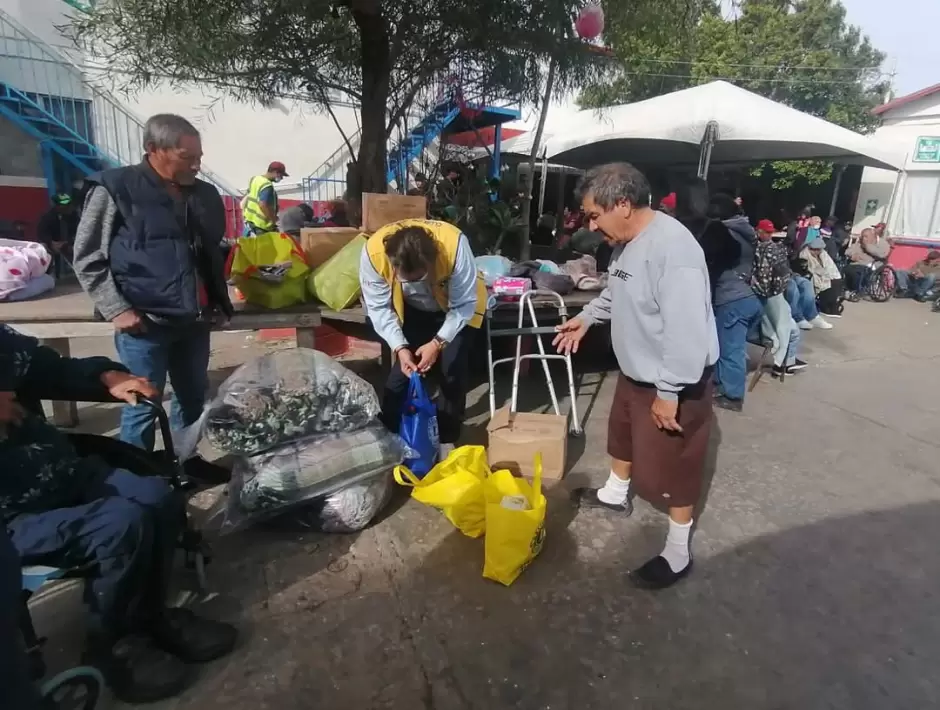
[210,425,402,534]
[179,349,381,457]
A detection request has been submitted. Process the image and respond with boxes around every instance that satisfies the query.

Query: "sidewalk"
[29,299,940,709]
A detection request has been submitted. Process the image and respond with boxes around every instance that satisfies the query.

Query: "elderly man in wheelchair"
[1,324,236,707]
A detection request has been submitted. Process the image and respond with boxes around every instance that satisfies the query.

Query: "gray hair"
[142,113,200,152]
[575,162,652,210]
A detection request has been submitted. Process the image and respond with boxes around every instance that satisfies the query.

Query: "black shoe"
[150,608,237,664]
[631,555,693,590]
[713,395,743,412]
[571,487,633,515]
[85,635,192,704]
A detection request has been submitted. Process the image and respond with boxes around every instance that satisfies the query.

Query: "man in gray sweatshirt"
[554,162,719,590]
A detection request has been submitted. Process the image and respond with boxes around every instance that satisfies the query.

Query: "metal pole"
[828,164,846,216]
[490,123,502,180]
[537,150,549,217]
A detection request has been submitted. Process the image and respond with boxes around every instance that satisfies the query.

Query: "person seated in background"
[894,250,940,302]
[0,324,237,703]
[658,192,677,217]
[278,203,316,236]
[36,194,79,279]
[844,227,891,296]
[359,220,486,453]
[800,237,844,317]
[778,216,833,329]
[821,216,849,267]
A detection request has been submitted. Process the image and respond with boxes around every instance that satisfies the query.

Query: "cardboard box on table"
[486,406,568,481]
[299,227,362,269]
[361,193,427,233]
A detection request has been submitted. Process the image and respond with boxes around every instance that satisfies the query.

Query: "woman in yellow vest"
[359,219,487,447]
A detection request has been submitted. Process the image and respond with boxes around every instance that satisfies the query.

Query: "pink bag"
[0,239,52,300]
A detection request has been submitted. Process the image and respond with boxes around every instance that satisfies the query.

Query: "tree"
[581,0,888,188]
[70,0,598,198]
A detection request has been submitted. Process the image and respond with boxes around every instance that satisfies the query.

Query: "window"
[896,173,940,238]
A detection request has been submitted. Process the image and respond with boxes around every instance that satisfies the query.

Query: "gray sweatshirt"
[578,211,719,401]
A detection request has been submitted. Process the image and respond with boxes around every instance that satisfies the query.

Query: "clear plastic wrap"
[200,349,381,456]
[212,425,402,533]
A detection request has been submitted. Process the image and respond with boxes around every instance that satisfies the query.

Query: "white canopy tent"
[543,81,904,174]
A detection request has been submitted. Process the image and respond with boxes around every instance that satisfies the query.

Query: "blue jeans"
[894,270,936,298]
[714,295,763,400]
[7,469,183,643]
[785,275,819,322]
[115,323,211,451]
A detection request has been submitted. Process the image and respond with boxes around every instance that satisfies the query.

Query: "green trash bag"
[308,233,367,311]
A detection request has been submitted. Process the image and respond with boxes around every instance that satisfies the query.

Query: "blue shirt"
[359,233,479,351]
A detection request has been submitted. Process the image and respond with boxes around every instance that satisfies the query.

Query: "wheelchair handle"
[129,393,178,460]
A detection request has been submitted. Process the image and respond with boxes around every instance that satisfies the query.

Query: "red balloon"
[575,4,604,39]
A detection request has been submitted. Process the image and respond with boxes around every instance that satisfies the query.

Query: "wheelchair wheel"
[869,265,895,303]
[40,666,105,710]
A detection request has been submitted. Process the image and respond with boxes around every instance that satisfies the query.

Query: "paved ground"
[28,298,940,709]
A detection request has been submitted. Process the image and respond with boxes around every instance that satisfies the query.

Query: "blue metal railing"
[0,8,239,200]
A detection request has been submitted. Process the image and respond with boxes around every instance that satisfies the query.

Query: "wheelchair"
[18,397,228,710]
[847,260,896,303]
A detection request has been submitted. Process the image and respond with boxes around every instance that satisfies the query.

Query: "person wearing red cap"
[659,192,677,217]
[242,161,288,235]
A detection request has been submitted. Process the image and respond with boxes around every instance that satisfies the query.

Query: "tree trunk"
[518,57,557,262]
[352,6,391,201]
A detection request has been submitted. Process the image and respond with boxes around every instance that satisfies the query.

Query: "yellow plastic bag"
[393,445,490,538]
[482,454,547,586]
[229,232,310,309]
[308,234,367,310]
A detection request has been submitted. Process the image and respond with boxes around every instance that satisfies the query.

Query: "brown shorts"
[606,370,714,508]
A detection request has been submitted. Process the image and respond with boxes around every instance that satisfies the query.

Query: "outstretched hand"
[100,371,159,404]
[552,318,590,355]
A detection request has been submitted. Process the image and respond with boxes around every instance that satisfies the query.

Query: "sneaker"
[85,635,192,704]
[631,555,693,590]
[797,320,813,330]
[713,395,743,412]
[787,359,809,372]
[571,487,633,515]
[150,608,237,664]
[810,315,833,329]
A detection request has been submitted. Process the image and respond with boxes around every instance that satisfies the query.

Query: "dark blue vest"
[87,163,231,321]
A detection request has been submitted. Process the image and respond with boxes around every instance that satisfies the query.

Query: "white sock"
[661,518,693,573]
[596,471,631,505]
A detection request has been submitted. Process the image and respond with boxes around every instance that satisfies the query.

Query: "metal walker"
[485,290,584,436]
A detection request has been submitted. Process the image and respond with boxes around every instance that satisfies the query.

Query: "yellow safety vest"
[366,219,488,330]
[242,175,278,231]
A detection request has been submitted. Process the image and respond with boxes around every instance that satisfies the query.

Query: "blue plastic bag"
[400,373,440,478]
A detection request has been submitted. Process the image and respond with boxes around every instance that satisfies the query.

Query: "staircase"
[302,67,520,203]
[0,9,239,216]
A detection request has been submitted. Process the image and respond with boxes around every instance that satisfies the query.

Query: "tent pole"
[537,150,549,217]
[828,165,846,216]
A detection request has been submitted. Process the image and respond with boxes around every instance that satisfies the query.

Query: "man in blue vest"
[73,113,233,450]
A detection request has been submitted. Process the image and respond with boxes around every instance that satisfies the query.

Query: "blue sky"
[841,0,939,95]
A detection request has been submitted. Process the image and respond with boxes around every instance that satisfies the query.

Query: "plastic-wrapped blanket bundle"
[215,425,403,533]
[203,348,380,455]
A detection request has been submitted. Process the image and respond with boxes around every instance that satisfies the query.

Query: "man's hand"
[415,340,442,374]
[651,396,683,433]
[100,371,159,404]
[112,310,146,335]
[396,347,419,377]
[0,391,25,426]
[912,269,924,279]
[553,318,590,355]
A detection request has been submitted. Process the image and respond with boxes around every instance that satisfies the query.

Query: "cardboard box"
[487,406,569,480]
[299,227,361,269]
[361,192,427,233]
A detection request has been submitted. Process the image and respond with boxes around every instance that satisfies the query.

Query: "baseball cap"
[927,250,940,261]
[659,192,677,210]
[756,219,775,233]
[268,161,289,176]
[807,237,826,250]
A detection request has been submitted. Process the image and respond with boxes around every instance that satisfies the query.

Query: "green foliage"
[69,0,602,194]
[582,0,888,189]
